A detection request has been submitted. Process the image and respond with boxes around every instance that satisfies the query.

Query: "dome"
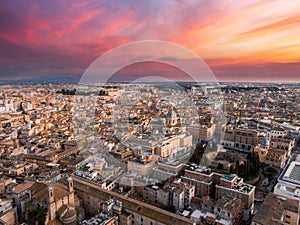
[261,137,269,146]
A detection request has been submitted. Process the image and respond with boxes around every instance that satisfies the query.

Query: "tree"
[217,162,224,170]
[229,165,234,174]
[235,160,239,176]
[27,205,47,225]
[190,143,206,164]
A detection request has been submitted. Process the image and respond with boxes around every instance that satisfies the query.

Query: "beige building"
[270,136,295,156]
[199,124,215,141]
[127,159,156,176]
[264,148,287,168]
[0,198,17,225]
[181,168,255,221]
[254,136,293,168]
[197,196,244,225]
[215,174,255,220]
[156,135,180,158]
[252,193,299,225]
[27,177,82,225]
[223,128,260,151]
[142,181,195,211]
[72,175,196,225]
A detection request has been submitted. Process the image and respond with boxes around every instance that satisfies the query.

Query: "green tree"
[235,160,239,176]
[217,162,224,170]
[190,143,206,164]
[27,205,47,225]
[229,165,234,174]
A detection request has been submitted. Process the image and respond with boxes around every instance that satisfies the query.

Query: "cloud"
[0,0,300,81]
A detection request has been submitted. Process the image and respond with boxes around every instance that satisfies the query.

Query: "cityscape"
[0,82,299,225]
[1,1,300,225]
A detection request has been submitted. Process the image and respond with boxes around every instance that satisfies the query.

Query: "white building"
[274,161,300,203]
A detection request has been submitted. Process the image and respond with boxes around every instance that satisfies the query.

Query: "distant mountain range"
[0,76,80,84]
[0,76,299,86]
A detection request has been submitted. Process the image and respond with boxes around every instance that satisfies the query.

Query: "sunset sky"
[1,0,300,82]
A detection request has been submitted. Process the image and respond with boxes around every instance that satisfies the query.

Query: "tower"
[48,185,56,221]
[67,177,75,204]
[67,177,74,193]
[48,185,54,203]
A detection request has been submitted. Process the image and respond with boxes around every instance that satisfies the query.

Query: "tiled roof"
[30,182,69,202]
[13,182,34,194]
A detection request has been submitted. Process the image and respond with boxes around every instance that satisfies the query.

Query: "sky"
[0,0,300,82]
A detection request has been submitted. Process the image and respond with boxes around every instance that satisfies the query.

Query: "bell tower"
[67,177,75,204]
[48,185,54,203]
[47,185,56,221]
[67,176,74,193]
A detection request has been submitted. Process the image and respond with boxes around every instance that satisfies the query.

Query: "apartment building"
[199,124,215,141]
[264,148,287,168]
[270,136,295,156]
[142,180,195,211]
[223,127,260,151]
[156,135,180,158]
[181,167,255,220]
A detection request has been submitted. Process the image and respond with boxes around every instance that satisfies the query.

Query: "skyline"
[1,0,300,82]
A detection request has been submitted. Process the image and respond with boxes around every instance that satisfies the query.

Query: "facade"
[270,136,295,156]
[12,182,34,223]
[223,128,260,151]
[0,199,17,225]
[156,136,180,158]
[127,159,156,176]
[172,187,185,211]
[142,181,195,211]
[270,127,288,138]
[199,124,216,141]
[264,148,286,168]
[215,175,254,220]
[152,161,186,181]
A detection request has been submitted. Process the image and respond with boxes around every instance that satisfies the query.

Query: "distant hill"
[0,76,80,84]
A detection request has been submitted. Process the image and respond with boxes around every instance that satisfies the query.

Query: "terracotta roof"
[216,196,244,216]
[13,182,34,194]
[30,182,70,202]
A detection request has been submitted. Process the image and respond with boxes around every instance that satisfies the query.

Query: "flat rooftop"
[221,174,237,182]
[282,162,300,185]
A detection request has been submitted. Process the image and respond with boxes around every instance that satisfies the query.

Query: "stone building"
[26,177,83,225]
